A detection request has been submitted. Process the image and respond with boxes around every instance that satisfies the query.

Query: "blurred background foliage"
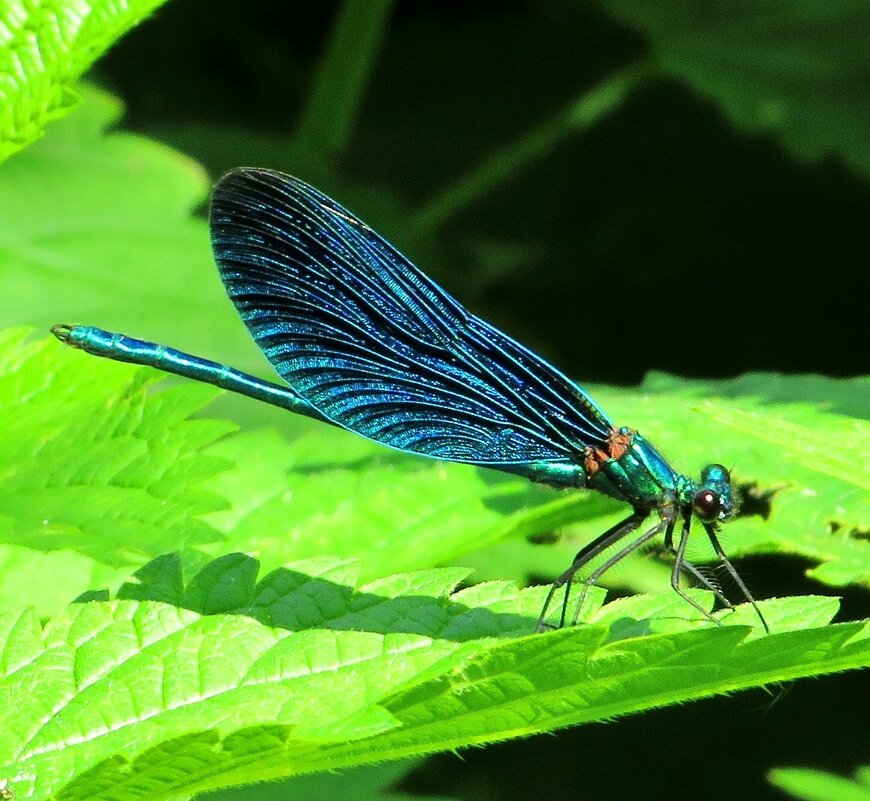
[2,1,868,800]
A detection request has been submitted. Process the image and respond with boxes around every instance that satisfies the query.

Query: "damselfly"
[52,168,768,632]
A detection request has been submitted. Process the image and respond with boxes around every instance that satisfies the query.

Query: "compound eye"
[693,489,722,522]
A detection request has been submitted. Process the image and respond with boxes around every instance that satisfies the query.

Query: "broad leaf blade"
[0,330,231,572]
[204,426,617,582]
[0,557,863,800]
[696,402,870,492]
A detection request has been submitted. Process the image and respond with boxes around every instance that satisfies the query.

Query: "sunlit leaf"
[0,555,861,800]
[0,0,170,161]
[768,765,870,801]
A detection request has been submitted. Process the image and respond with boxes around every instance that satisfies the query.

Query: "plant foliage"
[1,551,866,800]
[599,0,870,177]
[0,3,868,799]
[0,0,171,161]
[768,766,870,801]
[0,335,867,798]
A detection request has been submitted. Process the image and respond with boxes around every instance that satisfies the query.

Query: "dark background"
[93,2,869,799]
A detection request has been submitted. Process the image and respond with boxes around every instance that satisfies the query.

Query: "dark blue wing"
[209,168,612,466]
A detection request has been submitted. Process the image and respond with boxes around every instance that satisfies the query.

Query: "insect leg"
[675,558,735,612]
[536,510,647,632]
[568,516,671,625]
[670,511,723,625]
[702,522,770,633]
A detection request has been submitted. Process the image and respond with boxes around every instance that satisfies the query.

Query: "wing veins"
[210,169,614,466]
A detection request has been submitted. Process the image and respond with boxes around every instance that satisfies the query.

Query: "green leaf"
[0,545,128,619]
[202,427,618,582]
[768,766,870,801]
[699,405,868,587]
[116,552,548,640]
[0,0,171,161]
[0,555,863,800]
[0,329,612,616]
[0,329,231,575]
[697,401,870,492]
[0,84,262,371]
[641,371,870,418]
[113,551,840,640]
[598,1,870,177]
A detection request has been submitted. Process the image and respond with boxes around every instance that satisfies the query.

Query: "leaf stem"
[293,0,396,161]
[413,61,652,233]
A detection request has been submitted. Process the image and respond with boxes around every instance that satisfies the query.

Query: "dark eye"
[693,489,722,522]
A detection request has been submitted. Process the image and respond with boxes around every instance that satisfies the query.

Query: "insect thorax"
[586,430,681,509]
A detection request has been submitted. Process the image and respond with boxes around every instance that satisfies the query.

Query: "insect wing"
[209,168,612,465]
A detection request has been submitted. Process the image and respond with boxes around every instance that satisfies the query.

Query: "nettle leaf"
[202,427,618,583]
[599,0,870,177]
[116,553,548,640]
[0,556,862,800]
[0,545,127,619]
[0,329,231,573]
[696,402,869,493]
[641,371,870,418]
[696,401,869,586]
[0,330,614,614]
[113,551,840,640]
[0,0,170,161]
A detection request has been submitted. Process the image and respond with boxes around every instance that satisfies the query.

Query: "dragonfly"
[52,167,768,632]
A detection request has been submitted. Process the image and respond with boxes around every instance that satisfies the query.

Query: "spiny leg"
[568,516,671,625]
[676,559,735,612]
[557,510,650,630]
[536,510,647,632]
[703,522,770,633]
[670,512,725,625]
[665,507,734,615]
